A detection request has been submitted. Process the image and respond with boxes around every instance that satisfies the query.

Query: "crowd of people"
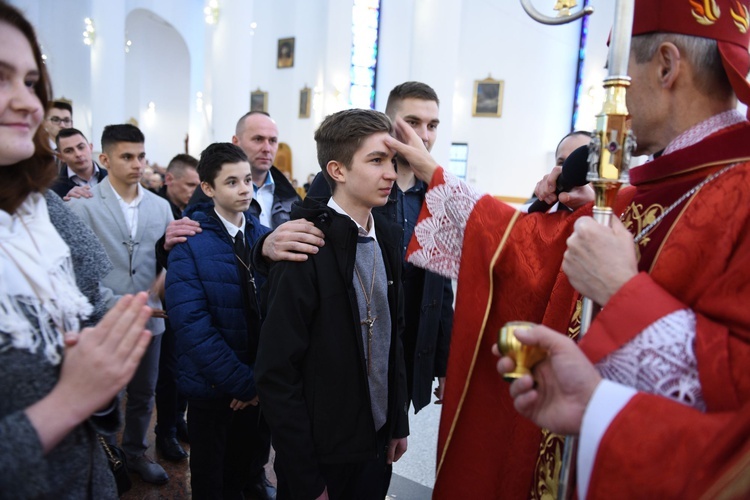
[2,0,750,499]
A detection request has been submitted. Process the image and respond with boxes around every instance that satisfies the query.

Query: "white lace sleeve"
[595,309,704,411]
[407,170,482,280]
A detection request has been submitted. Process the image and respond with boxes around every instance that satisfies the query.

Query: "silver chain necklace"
[632,163,738,244]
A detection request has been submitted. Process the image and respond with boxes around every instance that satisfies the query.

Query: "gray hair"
[631,33,733,99]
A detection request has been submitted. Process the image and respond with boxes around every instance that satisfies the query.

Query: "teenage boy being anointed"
[256,109,409,500]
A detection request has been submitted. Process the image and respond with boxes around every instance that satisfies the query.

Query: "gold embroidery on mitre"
[532,429,564,500]
[730,1,750,33]
[622,201,665,259]
[690,0,721,25]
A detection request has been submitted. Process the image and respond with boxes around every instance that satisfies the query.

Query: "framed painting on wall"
[472,77,504,117]
[250,89,268,113]
[299,86,311,118]
[277,37,295,68]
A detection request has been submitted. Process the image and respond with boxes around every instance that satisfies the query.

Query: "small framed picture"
[472,77,504,117]
[299,87,311,119]
[250,89,268,113]
[277,37,295,69]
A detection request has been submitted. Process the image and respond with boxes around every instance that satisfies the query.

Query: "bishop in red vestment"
[385,1,750,497]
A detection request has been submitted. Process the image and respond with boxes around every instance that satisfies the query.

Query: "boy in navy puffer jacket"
[165,142,269,498]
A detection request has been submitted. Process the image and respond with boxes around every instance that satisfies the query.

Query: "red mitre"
[632,0,750,112]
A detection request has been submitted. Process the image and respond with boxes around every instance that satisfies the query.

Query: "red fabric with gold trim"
[631,0,750,113]
[632,0,750,47]
[425,121,750,498]
[424,182,587,499]
[579,123,750,414]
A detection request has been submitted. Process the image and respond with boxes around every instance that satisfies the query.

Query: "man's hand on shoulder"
[164,217,202,251]
[262,219,325,263]
[63,185,93,201]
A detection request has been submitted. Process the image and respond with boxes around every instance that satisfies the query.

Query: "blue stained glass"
[572,0,590,130]
[350,0,380,108]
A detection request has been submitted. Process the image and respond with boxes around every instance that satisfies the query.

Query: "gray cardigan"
[0,192,119,498]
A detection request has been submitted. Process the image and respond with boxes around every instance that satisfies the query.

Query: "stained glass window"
[350,0,381,109]
[571,0,590,130]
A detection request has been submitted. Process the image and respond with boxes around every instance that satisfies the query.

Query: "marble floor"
[121,398,441,500]
[118,398,441,499]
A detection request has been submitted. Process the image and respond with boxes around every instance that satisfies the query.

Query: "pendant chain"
[632,163,737,244]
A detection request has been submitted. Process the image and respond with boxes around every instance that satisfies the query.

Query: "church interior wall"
[11,0,615,198]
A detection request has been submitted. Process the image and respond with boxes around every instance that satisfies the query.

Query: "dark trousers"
[247,402,272,483]
[276,428,392,500]
[155,322,187,438]
[188,398,263,499]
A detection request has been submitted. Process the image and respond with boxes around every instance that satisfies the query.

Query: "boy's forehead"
[109,141,144,156]
[47,108,71,118]
[59,134,86,147]
[394,98,439,120]
[216,160,251,177]
[356,131,393,155]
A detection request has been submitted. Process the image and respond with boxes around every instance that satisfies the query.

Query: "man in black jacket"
[51,128,108,200]
[232,111,299,229]
[154,154,199,463]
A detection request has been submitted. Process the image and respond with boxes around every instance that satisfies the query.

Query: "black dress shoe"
[155,435,188,462]
[127,454,169,484]
[176,419,190,444]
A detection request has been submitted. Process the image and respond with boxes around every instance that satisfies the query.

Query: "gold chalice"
[497,321,547,382]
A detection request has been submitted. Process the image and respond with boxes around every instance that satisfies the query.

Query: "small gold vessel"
[497,321,547,382]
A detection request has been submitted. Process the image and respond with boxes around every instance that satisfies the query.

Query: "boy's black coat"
[255,197,409,499]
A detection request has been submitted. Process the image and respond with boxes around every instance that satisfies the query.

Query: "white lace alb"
[407,171,481,280]
[596,309,704,411]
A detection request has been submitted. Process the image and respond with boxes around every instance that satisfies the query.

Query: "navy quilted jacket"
[165,203,270,401]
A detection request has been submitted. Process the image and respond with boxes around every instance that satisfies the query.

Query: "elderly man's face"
[625,50,669,156]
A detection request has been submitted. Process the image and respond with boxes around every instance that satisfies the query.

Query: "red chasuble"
[588,394,750,499]
[411,122,750,499]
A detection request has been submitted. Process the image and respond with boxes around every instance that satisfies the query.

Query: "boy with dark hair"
[384,80,440,117]
[165,142,269,498]
[68,123,174,484]
[256,109,409,500]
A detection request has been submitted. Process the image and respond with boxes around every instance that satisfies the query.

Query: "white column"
[205,0,255,143]
[89,0,127,148]
[321,0,355,116]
